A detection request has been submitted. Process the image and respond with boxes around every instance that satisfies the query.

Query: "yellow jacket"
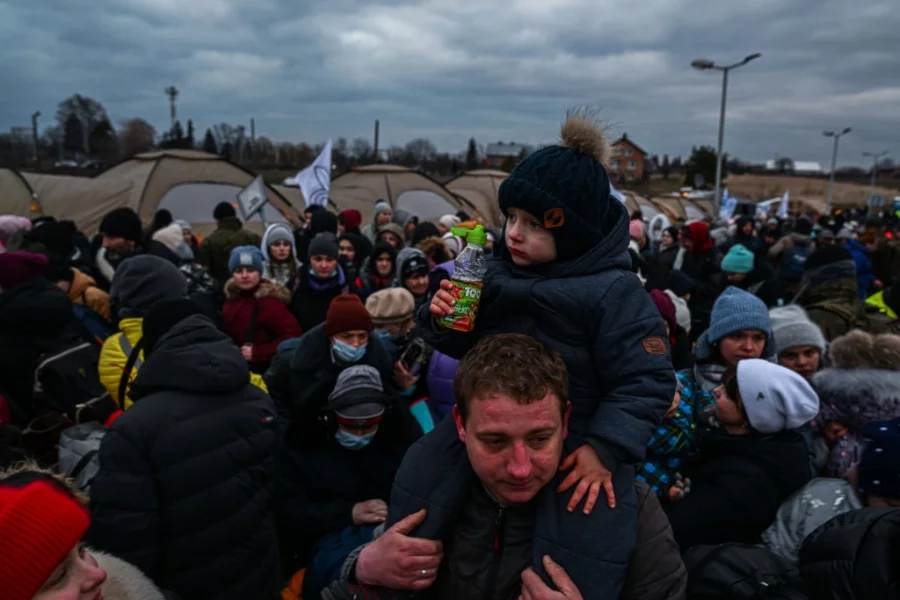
[99,317,268,410]
[866,290,898,319]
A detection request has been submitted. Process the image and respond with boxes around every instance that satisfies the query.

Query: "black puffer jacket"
[799,507,900,600]
[0,277,85,425]
[87,315,279,600]
[665,429,811,552]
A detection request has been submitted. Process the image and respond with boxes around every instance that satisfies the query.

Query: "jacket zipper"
[482,507,505,600]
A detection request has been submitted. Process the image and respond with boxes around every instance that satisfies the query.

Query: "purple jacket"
[426,351,459,420]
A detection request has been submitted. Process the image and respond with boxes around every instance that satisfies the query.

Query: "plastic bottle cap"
[451,224,487,247]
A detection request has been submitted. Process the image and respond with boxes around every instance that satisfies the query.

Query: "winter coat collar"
[224,277,291,303]
[217,216,244,232]
[117,316,143,340]
[131,315,250,398]
[803,276,859,305]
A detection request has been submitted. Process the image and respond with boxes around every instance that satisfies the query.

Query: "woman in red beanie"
[0,464,167,600]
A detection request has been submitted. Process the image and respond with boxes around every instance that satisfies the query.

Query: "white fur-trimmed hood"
[91,550,167,600]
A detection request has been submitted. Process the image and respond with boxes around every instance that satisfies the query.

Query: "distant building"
[485,142,527,168]
[610,133,647,182]
[764,159,824,175]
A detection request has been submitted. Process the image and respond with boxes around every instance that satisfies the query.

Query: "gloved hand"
[667,472,692,502]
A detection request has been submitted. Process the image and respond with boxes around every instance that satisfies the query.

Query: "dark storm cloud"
[1,0,897,166]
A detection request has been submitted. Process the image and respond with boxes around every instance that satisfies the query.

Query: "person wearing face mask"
[222,245,302,373]
[275,365,419,598]
[392,247,431,310]
[366,287,435,433]
[0,465,171,600]
[289,233,361,332]
[261,222,302,285]
[266,295,395,435]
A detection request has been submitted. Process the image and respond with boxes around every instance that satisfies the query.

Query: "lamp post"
[691,53,761,217]
[31,111,41,163]
[823,128,851,215]
[862,150,889,196]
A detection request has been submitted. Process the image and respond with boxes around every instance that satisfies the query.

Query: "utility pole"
[164,86,179,128]
[862,151,889,196]
[373,120,380,163]
[250,118,256,142]
[823,128,851,215]
[31,111,41,163]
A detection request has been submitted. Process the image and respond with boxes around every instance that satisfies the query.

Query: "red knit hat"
[324,294,372,337]
[0,251,49,290]
[340,209,363,231]
[649,289,677,335]
[0,479,91,600]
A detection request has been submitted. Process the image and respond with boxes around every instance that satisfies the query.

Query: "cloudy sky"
[1,0,897,166]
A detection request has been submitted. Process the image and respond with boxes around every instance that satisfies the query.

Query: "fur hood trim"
[0,461,87,504]
[813,368,900,418]
[829,329,900,370]
[224,277,291,303]
[90,550,167,600]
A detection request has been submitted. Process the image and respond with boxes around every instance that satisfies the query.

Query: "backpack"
[780,245,810,281]
[33,341,117,425]
[684,543,808,599]
[73,293,113,344]
[58,421,106,492]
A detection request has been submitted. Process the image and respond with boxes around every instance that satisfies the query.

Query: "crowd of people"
[1,114,899,600]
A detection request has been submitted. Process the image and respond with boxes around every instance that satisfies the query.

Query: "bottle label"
[439,279,483,333]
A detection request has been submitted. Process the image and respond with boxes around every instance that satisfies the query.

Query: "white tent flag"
[777,190,790,218]
[719,190,738,221]
[296,139,333,207]
[236,175,269,221]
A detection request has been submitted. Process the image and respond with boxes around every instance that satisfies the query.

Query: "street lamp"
[31,111,41,163]
[691,53,762,216]
[862,150,889,195]
[823,127,852,215]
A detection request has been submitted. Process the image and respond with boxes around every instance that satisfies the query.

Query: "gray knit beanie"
[695,287,772,361]
[769,305,827,357]
[328,365,386,421]
[110,255,188,313]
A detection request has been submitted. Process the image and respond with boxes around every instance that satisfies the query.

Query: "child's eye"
[528,220,542,230]
[508,214,517,223]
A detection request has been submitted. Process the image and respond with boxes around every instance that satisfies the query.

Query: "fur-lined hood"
[92,550,167,600]
[224,277,291,303]
[813,368,900,428]
[829,329,900,370]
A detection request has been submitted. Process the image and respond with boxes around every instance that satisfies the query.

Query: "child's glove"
[557,444,615,514]
[667,472,692,502]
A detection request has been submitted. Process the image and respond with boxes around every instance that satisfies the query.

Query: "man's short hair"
[454,334,569,423]
[213,202,236,221]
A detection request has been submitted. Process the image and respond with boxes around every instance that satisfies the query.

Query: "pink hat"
[629,219,645,240]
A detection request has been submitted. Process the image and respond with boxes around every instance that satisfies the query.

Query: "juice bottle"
[439,225,488,333]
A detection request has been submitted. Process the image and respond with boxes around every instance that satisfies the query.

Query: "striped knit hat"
[0,479,91,600]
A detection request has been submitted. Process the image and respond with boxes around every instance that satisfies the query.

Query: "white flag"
[236,175,269,220]
[296,139,333,207]
[719,190,738,221]
[777,190,789,218]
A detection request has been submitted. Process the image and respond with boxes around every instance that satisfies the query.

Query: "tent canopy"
[0,168,37,218]
[329,165,473,223]
[445,169,507,227]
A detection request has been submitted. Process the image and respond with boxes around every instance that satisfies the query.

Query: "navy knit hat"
[228,245,264,273]
[858,417,900,500]
[497,114,624,261]
[667,269,695,297]
[695,286,772,361]
[99,208,143,244]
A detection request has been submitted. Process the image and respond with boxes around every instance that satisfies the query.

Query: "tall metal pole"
[863,151,888,195]
[713,68,729,217]
[826,136,839,215]
[373,120,380,163]
[31,111,41,163]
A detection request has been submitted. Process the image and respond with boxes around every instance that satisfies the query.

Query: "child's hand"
[557,444,615,513]
[429,280,456,318]
[667,473,691,502]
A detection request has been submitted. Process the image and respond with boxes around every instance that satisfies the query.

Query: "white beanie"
[664,290,691,335]
[769,305,827,357]
[737,359,820,434]
[439,214,461,230]
[442,232,463,256]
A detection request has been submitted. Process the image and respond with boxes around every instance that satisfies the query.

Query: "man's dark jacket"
[87,315,279,600]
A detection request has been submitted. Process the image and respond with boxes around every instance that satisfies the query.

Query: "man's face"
[101,234,135,257]
[376,211,393,227]
[454,392,569,506]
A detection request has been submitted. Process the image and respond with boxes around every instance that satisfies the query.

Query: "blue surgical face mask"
[372,329,398,358]
[335,428,376,451]
[332,339,367,364]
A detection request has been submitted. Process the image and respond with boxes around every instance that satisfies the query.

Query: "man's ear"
[453,405,467,444]
[562,402,572,440]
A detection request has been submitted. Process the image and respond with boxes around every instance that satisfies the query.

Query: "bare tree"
[119,118,156,156]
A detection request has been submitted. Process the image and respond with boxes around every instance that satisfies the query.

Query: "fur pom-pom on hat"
[559,111,610,167]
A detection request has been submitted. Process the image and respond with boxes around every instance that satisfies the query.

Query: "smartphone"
[400,339,426,376]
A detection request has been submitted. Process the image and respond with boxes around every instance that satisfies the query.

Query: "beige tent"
[94,150,302,235]
[0,168,39,218]
[445,170,507,227]
[329,165,473,223]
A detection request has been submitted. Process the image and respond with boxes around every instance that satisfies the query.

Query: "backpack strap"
[69,449,99,482]
[118,336,145,406]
